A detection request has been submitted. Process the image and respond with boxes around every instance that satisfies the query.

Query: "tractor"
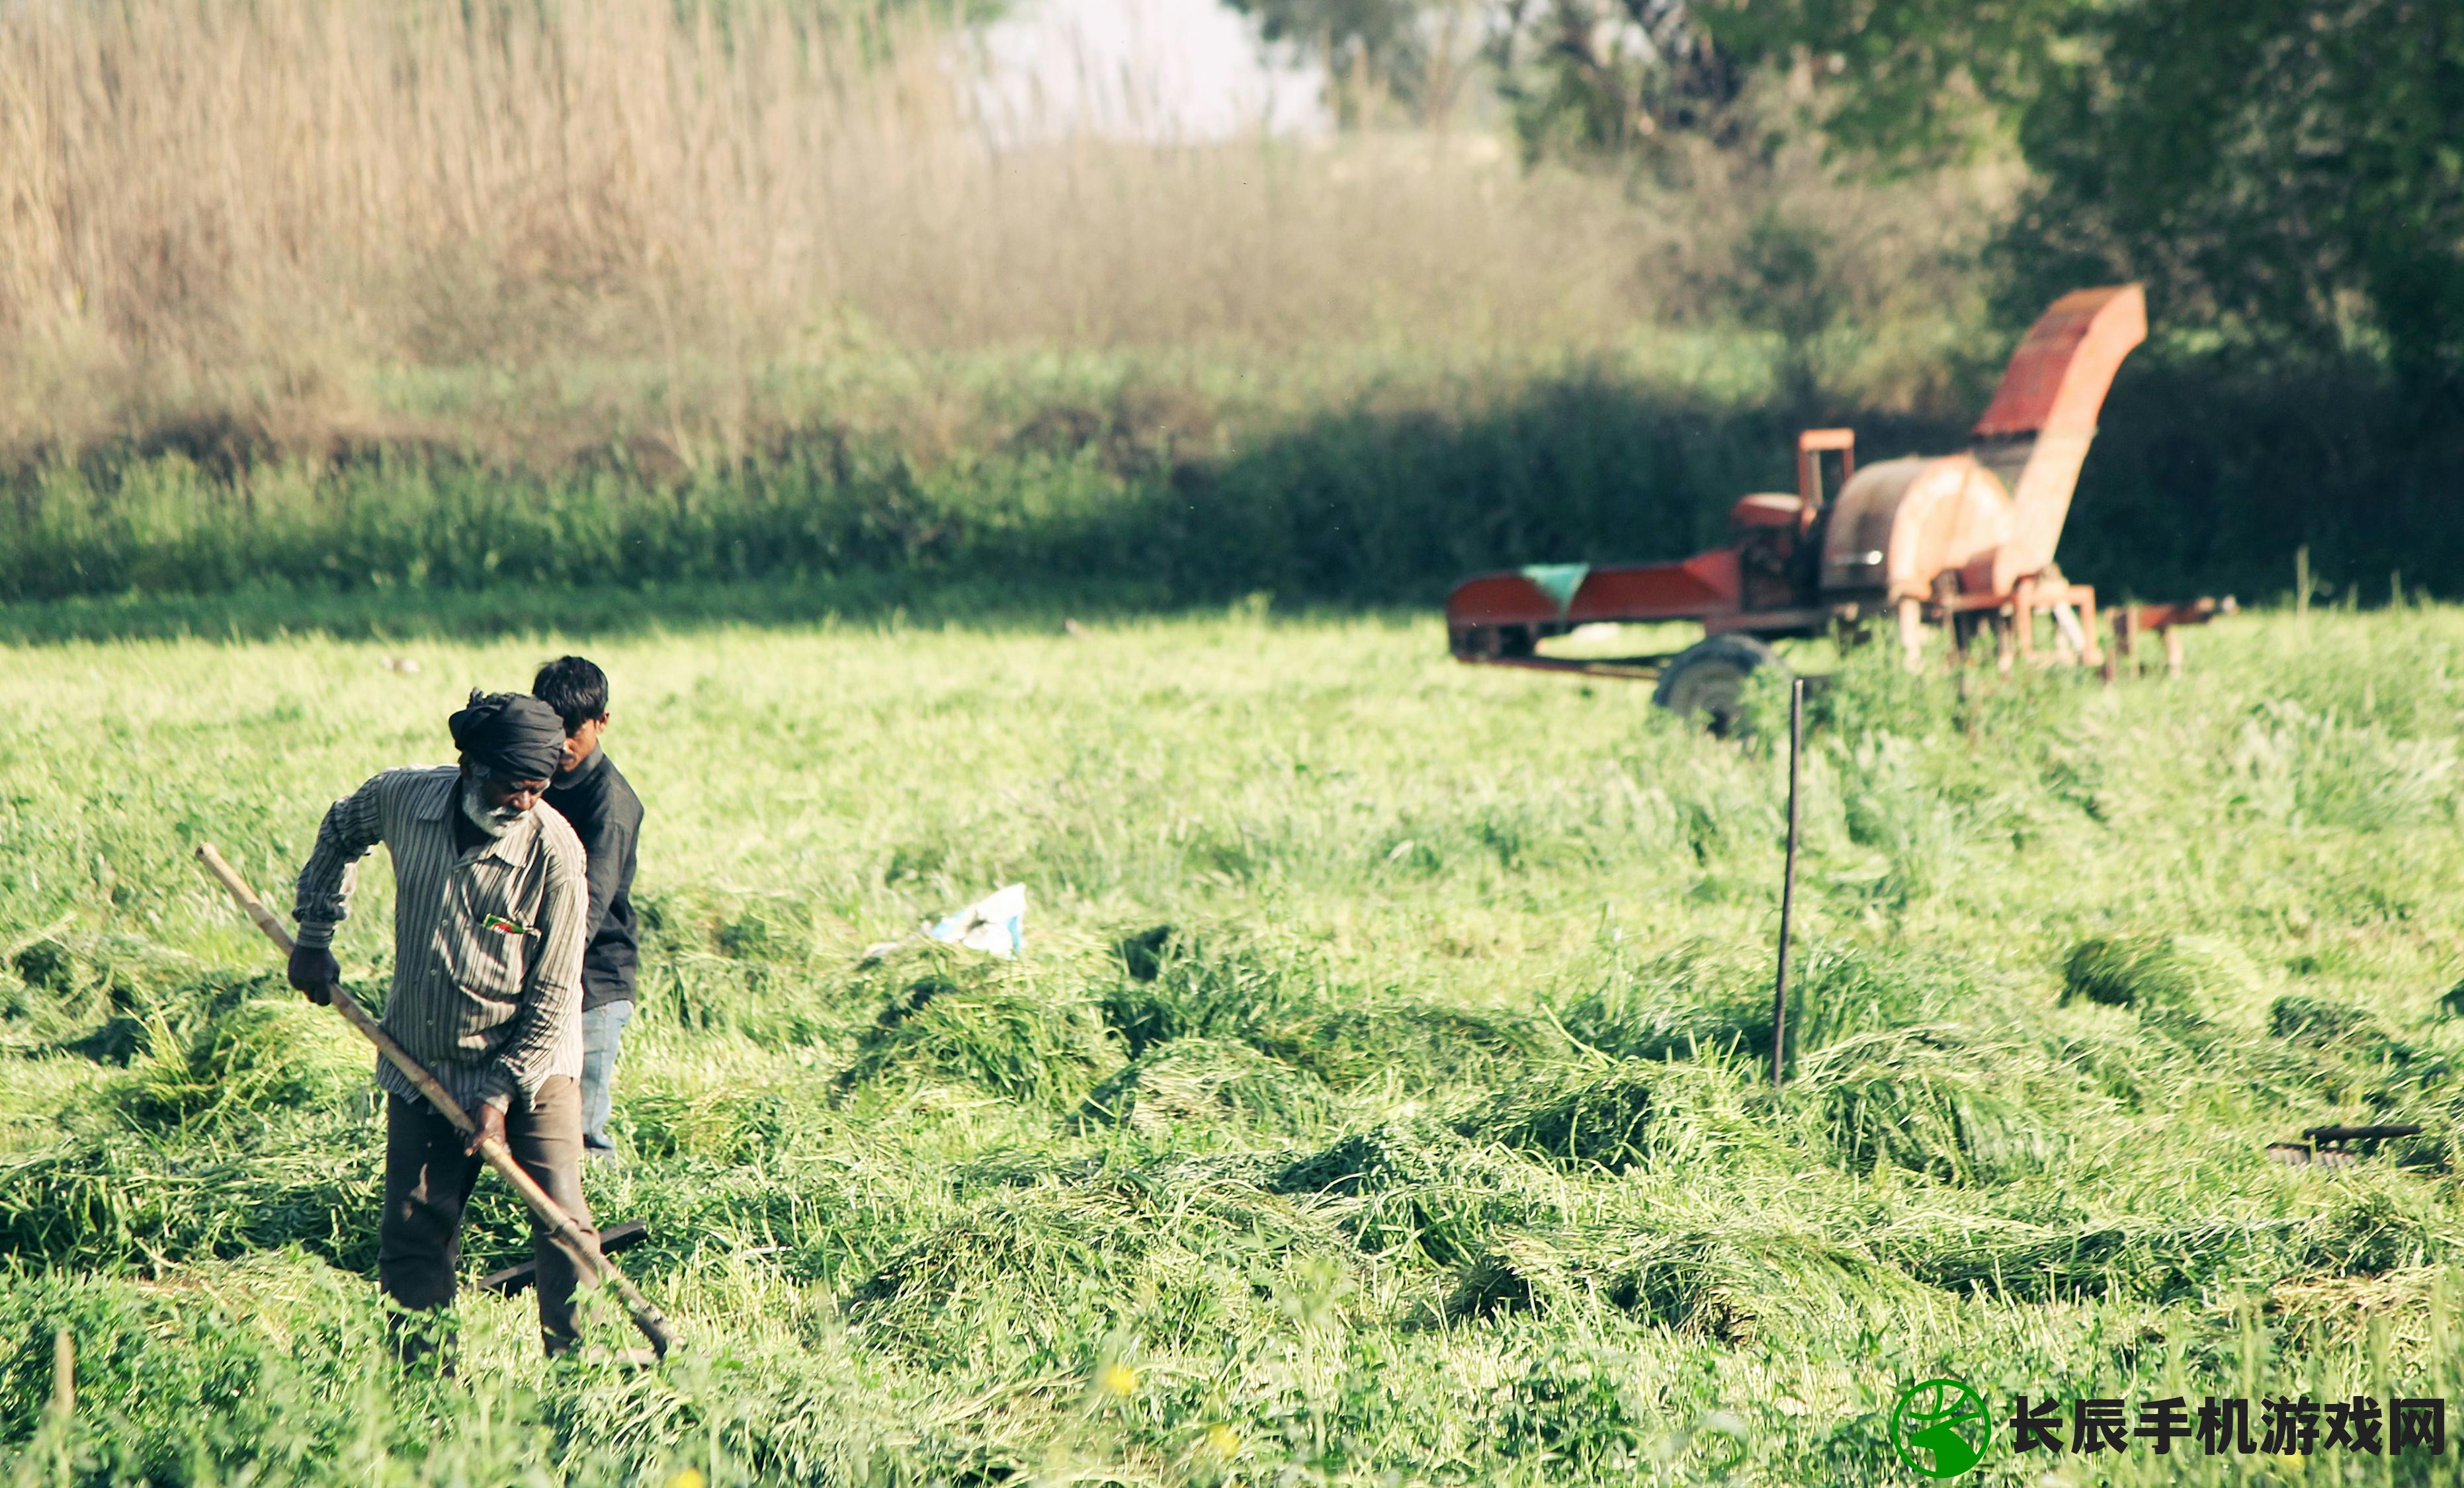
[1444,284,2225,722]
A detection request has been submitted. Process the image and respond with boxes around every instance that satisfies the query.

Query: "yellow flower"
[669,1470,706,1488]
[1203,1424,1241,1459]
[1098,1362,1140,1397]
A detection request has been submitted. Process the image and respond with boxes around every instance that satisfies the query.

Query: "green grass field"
[5,603,2464,1485]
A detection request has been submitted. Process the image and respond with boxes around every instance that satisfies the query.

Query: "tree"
[1703,0,2464,398]
[1223,0,1476,126]
[1699,0,2080,163]
[1482,0,1740,158]
[2006,0,2464,399]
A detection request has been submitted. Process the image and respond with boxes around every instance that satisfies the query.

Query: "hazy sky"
[976,0,1332,142]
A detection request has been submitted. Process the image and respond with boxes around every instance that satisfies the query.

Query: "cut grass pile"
[5,604,2464,1483]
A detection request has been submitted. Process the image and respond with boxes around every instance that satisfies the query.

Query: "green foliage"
[1724,211,1851,411]
[0,1131,380,1270]
[1711,0,2464,397]
[1453,1061,1660,1171]
[1220,0,1439,126]
[1703,0,2076,163]
[1484,0,1739,159]
[2009,0,2464,397]
[1080,1036,1332,1135]
[1798,1029,2060,1182]
[117,997,367,1133]
[839,952,1121,1107]
[1605,1221,1931,1341]
[1494,1344,1648,1466]
[5,348,2464,618]
[2061,934,2207,1013]
[1096,926,1334,1060]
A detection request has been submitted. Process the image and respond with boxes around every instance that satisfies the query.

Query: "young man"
[287,690,596,1357]
[532,657,644,1161]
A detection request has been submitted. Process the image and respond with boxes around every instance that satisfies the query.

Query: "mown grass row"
[5,607,2464,1483]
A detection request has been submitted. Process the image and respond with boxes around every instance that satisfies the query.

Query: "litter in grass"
[2266,1123,2427,1167]
[928,884,1026,957]
[861,884,1027,961]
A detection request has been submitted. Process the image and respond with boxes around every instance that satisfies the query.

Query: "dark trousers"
[379,1075,596,1356]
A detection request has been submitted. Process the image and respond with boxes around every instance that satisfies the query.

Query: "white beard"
[461,778,520,838]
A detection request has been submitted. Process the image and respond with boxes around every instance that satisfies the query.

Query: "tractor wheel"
[1652,635,1783,733]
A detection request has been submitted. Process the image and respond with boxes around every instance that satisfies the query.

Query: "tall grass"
[7,608,2464,1482]
[0,0,1735,461]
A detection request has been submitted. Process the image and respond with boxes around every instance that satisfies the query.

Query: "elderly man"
[286,690,598,1358]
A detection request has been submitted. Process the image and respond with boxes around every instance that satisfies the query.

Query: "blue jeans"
[579,1000,633,1152]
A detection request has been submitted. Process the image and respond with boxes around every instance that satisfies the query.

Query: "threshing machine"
[1445,285,2223,722]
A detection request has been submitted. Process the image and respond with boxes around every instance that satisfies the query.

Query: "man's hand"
[466,1101,508,1156]
[286,944,340,1007]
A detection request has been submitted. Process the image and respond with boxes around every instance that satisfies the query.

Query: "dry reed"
[0,0,1690,462]
[0,0,2015,468]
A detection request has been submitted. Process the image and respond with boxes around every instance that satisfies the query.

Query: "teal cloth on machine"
[1520,563,1590,618]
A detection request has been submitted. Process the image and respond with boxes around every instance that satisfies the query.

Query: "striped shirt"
[292,765,589,1113]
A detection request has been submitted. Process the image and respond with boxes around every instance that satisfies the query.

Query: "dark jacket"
[543,747,642,1010]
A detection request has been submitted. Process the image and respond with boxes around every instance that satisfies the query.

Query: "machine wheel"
[1652,635,1783,732]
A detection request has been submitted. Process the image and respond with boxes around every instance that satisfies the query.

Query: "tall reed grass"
[0,0,2006,469]
[0,0,1583,457]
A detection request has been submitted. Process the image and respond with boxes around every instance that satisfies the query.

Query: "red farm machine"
[1445,284,2228,722]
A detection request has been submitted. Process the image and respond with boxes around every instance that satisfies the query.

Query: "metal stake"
[1772,676,1805,1087]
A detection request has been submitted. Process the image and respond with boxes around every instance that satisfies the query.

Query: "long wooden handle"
[197,845,479,1129]
[194,843,677,1356]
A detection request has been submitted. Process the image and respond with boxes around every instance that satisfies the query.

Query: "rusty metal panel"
[1567,549,1742,622]
[1730,493,1804,529]
[1976,285,2148,593]
[1795,428,1855,509]
[1445,572,1560,628]
[1444,549,1748,630]
[1973,285,2147,440]
[1818,456,2014,602]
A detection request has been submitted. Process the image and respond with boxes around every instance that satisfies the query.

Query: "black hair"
[531,656,610,734]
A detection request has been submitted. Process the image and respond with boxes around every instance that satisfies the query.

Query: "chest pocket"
[437,856,535,1004]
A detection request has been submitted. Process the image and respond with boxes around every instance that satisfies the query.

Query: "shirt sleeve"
[573,790,640,945]
[478,833,589,1109]
[292,774,388,951]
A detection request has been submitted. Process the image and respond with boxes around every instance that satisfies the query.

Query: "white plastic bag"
[927,883,1027,958]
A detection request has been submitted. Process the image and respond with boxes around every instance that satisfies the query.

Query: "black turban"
[448,690,567,782]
